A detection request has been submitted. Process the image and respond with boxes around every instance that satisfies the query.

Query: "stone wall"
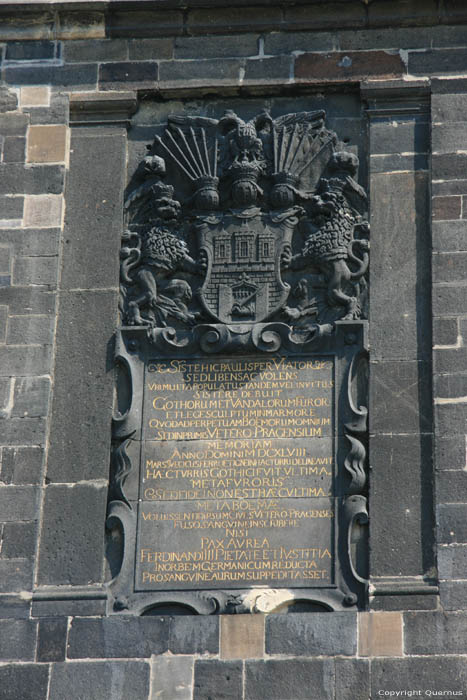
[1,2,467,698]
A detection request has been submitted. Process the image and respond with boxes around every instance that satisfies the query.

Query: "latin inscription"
[136,356,335,590]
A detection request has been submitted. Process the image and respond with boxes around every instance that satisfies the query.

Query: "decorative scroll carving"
[120,109,369,341]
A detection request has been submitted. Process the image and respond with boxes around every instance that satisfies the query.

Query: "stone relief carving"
[120,109,369,345]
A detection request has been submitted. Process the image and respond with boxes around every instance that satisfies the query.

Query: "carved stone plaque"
[108,105,369,614]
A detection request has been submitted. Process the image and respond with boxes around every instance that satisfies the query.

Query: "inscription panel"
[136,356,335,591]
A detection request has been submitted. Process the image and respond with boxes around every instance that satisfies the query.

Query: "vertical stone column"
[35,93,136,612]
[362,80,437,610]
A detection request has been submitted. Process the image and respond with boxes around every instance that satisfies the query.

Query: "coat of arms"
[120,108,369,343]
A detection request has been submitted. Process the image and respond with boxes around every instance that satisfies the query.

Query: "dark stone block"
[187,7,282,35]
[437,470,467,504]
[432,178,467,196]
[0,286,56,315]
[404,611,467,654]
[64,38,128,63]
[4,64,97,90]
[12,376,51,418]
[409,48,467,76]
[433,253,467,283]
[159,58,240,84]
[0,113,28,136]
[434,347,467,374]
[369,117,429,155]
[295,51,405,83]
[440,581,467,610]
[435,405,467,440]
[436,436,466,470]
[442,0,467,22]
[335,659,369,700]
[13,256,58,289]
[107,9,183,38]
[369,434,434,577]
[284,3,365,30]
[434,284,467,315]
[438,544,467,579]
[61,131,125,291]
[433,122,467,154]
[245,659,334,700]
[174,34,257,59]
[0,664,49,700]
[433,153,467,181]
[5,41,55,61]
[0,620,36,661]
[2,137,25,163]
[170,615,219,654]
[432,93,467,121]
[32,596,106,617]
[68,616,170,658]
[265,31,333,55]
[1,521,36,558]
[370,361,431,434]
[99,61,158,90]
[432,196,462,221]
[433,317,458,346]
[0,228,59,257]
[194,660,243,700]
[0,196,23,218]
[368,0,437,26]
[0,595,30,619]
[369,171,430,361]
[7,315,54,347]
[435,373,467,400]
[371,657,467,696]
[38,483,107,585]
[46,291,117,483]
[0,486,39,522]
[129,38,173,60]
[244,56,292,82]
[370,593,439,611]
[369,153,428,172]
[49,661,150,700]
[0,164,64,195]
[37,617,68,662]
[433,220,467,252]
[0,87,18,113]
[0,346,52,377]
[24,94,69,126]
[266,612,356,656]
[438,503,467,544]
[0,559,33,592]
[338,26,434,51]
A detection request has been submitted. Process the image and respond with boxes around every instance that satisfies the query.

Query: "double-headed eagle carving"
[120,109,369,333]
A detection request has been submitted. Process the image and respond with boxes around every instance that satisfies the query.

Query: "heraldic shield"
[196,210,298,324]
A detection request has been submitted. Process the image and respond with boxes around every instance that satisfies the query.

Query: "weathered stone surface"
[245,659,334,700]
[370,118,429,155]
[0,87,18,113]
[284,2,365,30]
[371,657,467,696]
[265,30,333,54]
[0,595,30,619]
[244,56,292,82]
[194,660,243,700]
[433,220,467,253]
[221,615,263,659]
[438,544,467,579]
[187,7,282,35]
[0,559,33,593]
[0,196,23,218]
[433,284,467,315]
[27,125,67,164]
[436,469,467,504]
[159,58,240,85]
[368,0,437,26]
[0,346,51,377]
[433,252,467,283]
[0,664,49,700]
[369,434,434,577]
[0,228,59,258]
[0,114,28,136]
[335,659,369,700]
[266,613,356,656]
[49,661,150,700]
[107,9,183,38]
[433,317,458,346]
[0,486,39,522]
[37,617,68,662]
[13,255,58,287]
[170,615,219,655]
[1,521,36,558]
[436,435,466,470]
[404,611,467,654]
[5,40,55,61]
[435,373,467,399]
[370,361,431,434]
[435,405,467,439]
[370,593,438,611]
[32,596,106,618]
[409,48,467,76]
[4,63,98,90]
[433,178,467,196]
[296,51,405,82]
[7,315,54,347]
[25,94,68,126]
[358,612,403,656]
[0,620,37,661]
[38,483,108,585]
[151,655,194,700]
[68,617,170,658]
[370,153,429,173]
[23,194,63,228]
[440,581,467,610]
[174,34,257,59]
[433,152,467,180]
[57,10,106,40]
[432,195,462,221]
[61,131,125,290]
[434,346,467,374]
[129,37,173,60]
[3,136,26,163]
[99,61,158,89]
[64,38,128,62]
[438,504,467,544]
[0,164,64,195]
[20,86,49,108]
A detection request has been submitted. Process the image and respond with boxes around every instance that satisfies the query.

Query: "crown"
[228,159,262,183]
